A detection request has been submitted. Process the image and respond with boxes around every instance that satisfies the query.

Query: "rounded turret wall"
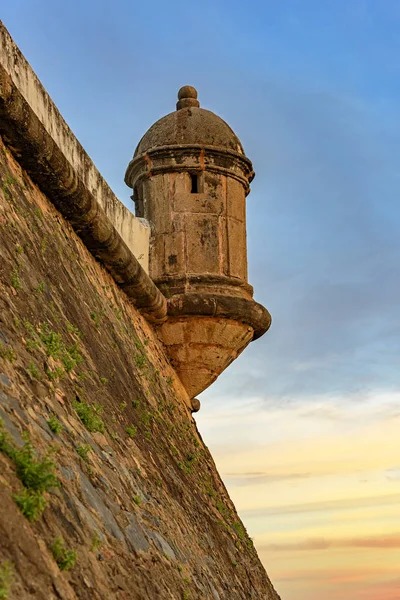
[125,87,270,397]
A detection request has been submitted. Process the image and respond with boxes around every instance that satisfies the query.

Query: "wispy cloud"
[262,533,400,552]
[386,467,400,481]
[272,566,393,583]
[241,493,400,518]
[224,471,311,486]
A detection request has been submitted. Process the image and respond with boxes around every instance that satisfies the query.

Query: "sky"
[2,2,400,599]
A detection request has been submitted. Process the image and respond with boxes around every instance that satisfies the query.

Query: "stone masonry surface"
[0,134,281,599]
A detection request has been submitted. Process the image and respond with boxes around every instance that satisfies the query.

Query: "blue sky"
[3,3,400,598]
[4,0,399,405]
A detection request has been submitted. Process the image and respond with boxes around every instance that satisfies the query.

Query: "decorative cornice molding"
[125,144,255,194]
[167,293,271,341]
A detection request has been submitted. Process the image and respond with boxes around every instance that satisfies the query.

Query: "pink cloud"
[262,532,400,552]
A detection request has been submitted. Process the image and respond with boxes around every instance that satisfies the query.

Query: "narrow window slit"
[190,173,198,193]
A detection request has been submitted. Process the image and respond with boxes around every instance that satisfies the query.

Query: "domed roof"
[134,86,245,157]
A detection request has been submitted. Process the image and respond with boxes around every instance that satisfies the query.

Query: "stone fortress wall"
[0,21,279,600]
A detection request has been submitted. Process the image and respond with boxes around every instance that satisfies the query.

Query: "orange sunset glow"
[198,391,400,599]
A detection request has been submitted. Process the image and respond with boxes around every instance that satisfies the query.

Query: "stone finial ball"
[178,85,198,100]
[176,86,200,110]
[191,397,201,413]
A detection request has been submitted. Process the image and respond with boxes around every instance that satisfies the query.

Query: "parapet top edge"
[0,20,149,271]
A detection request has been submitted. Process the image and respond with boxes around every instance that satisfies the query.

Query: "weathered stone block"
[164,231,185,275]
[159,319,187,345]
[175,191,224,215]
[171,213,185,233]
[159,317,254,396]
[149,233,165,279]
[227,217,247,279]
[172,171,189,195]
[186,214,220,274]
[227,177,246,222]
[143,174,171,233]
[124,512,150,553]
[219,216,229,276]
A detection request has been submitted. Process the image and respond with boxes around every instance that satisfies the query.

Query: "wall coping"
[0,21,150,273]
[0,21,166,324]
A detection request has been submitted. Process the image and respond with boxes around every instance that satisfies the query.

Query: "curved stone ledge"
[155,274,254,299]
[125,144,255,194]
[0,61,167,324]
[166,293,271,340]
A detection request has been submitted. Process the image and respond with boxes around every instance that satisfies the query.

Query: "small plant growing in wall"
[62,343,83,373]
[126,425,137,439]
[140,411,152,428]
[27,361,41,380]
[90,312,101,328]
[232,521,246,541]
[45,366,64,382]
[0,559,14,599]
[34,280,45,294]
[51,537,77,571]
[90,532,102,552]
[76,444,91,462]
[0,420,59,521]
[134,353,146,369]
[39,326,64,359]
[0,344,16,363]
[10,267,21,290]
[13,489,47,522]
[66,321,82,337]
[13,438,59,493]
[5,175,17,186]
[47,416,63,434]
[73,400,105,433]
